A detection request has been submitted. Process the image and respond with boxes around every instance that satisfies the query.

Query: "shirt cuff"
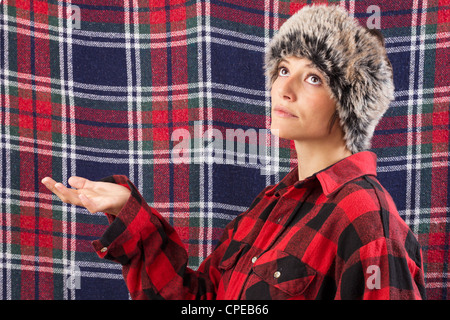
[91,175,144,262]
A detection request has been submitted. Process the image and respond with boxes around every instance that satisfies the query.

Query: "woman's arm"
[42,175,231,299]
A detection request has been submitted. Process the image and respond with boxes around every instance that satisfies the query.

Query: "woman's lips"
[273,106,298,118]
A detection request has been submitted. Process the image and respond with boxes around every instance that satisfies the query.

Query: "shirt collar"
[315,151,377,196]
[265,151,378,197]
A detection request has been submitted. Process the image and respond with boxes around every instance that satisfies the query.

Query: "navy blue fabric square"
[73,45,128,86]
[211,43,265,90]
[211,163,267,208]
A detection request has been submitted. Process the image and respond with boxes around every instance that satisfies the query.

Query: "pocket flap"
[252,250,316,296]
[218,240,250,271]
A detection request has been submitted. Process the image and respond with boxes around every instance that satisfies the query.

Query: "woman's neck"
[294,139,352,181]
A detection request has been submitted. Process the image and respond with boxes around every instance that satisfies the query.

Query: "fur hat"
[265,5,394,153]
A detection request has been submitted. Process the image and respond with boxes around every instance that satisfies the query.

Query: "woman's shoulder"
[330,175,397,216]
[328,174,416,249]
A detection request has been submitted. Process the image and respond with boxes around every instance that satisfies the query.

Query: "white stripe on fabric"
[65,0,78,300]
[0,0,12,301]
[205,0,214,258]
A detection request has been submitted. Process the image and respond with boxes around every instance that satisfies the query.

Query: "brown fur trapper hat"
[265,5,394,153]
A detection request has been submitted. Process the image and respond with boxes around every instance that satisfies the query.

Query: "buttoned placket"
[256,182,312,248]
[234,181,314,299]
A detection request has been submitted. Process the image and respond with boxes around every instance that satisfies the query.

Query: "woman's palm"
[41,176,131,215]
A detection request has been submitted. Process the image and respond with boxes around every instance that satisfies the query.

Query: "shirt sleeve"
[332,176,426,300]
[335,236,425,300]
[91,175,234,300]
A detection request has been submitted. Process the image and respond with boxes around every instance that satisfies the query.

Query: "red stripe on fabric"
[33,1,49,15]
[21,270,35,300]
[438,2,449,24]
[76,107,128,124]
[171,45,188,86]
[289,3,308,15]
[213,109,268,129]
[211,4,265,28]
[34,36,51,77]
[371,133,408,148]
[172,164,190,248]
[434,38,449,89]
[76,8,125,24]
[39,272,54,299]
[432,129,449,144]
[75,124,129,140]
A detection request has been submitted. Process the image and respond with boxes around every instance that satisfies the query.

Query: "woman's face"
[270,56,341,143]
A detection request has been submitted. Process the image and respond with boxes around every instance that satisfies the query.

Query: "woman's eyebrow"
[278,58,289,66]
[305,62,319,70]
[279,59,317,70]
[278,59,325,78]
[305,63,326,78]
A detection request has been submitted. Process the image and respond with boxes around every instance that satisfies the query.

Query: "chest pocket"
[251,250,316,296]
[218,240,250,271]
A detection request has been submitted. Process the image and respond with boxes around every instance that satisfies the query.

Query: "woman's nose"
[277,77,297,102]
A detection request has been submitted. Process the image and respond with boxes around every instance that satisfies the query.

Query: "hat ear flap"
[336,91,371,153]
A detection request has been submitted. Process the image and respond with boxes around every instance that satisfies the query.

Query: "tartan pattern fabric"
[0,0,448,300]
[92,152,425,300]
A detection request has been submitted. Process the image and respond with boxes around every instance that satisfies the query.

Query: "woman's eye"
[306,75,322,85]
[278,67,289,77]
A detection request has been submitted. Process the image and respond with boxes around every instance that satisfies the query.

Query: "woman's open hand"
[41,176,131,216]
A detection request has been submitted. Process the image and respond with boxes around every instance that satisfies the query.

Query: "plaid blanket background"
[0,0,449,300]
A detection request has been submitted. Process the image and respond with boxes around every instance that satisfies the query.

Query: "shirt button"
[273,271,281,279]
[251,256,258,264]
[100,247,107,253]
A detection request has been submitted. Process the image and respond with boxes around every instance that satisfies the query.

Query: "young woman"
[42,5,426,299]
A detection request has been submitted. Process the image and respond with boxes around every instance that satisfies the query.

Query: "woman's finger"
[42,177,66,200]
[68,176,94,190]
[41,177,58,190]
[42,177,82,206]
[53,182,82,206]
[78,193,99,214]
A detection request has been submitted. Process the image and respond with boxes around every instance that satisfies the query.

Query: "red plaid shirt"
[92,151,426,300]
